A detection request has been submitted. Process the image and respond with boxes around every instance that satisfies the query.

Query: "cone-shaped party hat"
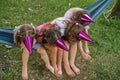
[79,31,93,42]
[23,36,33,54]
[81,14,93,25]
[55,38,69,51]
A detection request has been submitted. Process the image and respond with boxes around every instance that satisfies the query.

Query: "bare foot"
[54,63,63,77]
[55,68,62,77]
[54,65,58,74]
[85,49,90,54]
[54,66,63,77]
[82,53,92,61]
[64,64,76,77]
[22,71,28,80]
[70,64,80,75]
[46,64,54,74]
[58,70,62,75]
[54,70,62,77]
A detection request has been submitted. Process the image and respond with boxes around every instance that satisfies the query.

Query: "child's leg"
[21,39,36,80]
[83,28,90,54]
[22,48,29,80]
[78,41,91,61]
[69,42,80,75]
[57,48,63,77]
[63,41,76,77]
[37,46,54,74]
[48,46,58,74]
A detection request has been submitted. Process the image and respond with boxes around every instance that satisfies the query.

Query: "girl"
[51,18,76,77]
[14,24,54,80]
[52,17,93,76]
[63,7,93,76]
[64,7,93,58]
[36,22,68,77]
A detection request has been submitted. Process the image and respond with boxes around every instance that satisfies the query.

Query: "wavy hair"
[64,21,84,42]
[15,24,36,46]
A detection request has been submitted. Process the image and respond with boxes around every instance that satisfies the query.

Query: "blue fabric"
[33,43,41,50]
[85,0,113,20]
[85,0,105,11]
[0,31,14,43]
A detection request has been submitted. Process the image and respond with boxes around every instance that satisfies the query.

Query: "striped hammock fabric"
[85,0,113,20]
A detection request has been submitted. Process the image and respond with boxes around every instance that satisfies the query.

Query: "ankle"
[45,64,51,68]
[69,61,75,65]
[64,63,70,67]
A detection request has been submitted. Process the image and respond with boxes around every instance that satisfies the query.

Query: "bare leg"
[78,41,91,61]
[57,48,63,77]
[22,48,29,80]
[21,39,36,80]
[83,28,90,54]
[69,42,80,75]
[63,41,76,77]
[37,46,54,74]
[49,46,58,74]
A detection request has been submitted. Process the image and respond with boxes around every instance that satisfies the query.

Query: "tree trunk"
[110,0,120,17]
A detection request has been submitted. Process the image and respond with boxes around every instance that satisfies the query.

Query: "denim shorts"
[33,43,41,50]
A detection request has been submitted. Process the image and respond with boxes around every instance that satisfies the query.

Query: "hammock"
[0,0,113,49]
[85,0,113,20]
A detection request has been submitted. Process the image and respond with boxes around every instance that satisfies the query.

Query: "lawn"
[0,0,120,80]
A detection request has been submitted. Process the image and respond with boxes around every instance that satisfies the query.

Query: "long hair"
[64,21,84,42]
[15,24,36,46]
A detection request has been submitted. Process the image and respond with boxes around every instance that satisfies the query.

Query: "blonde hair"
[73,10,89,25]
[64,21,84,42]
[15,24,36,45]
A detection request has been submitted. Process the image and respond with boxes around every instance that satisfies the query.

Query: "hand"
[22,71,28,80]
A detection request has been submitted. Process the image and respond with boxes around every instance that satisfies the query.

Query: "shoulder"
[36,22,52,32]
[36,22,51,29]
[51,17,69,28]
[51,17,66,24]
[69,7,83,12]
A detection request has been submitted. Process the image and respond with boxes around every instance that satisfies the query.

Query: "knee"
[37,47,46,55]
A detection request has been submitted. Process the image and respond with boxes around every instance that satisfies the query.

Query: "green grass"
[0,0,120,80]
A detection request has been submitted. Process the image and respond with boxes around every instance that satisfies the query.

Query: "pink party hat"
[79,31,93,42]
[55,38,69,51]
[81,14,93,25]
[23,36,33,54]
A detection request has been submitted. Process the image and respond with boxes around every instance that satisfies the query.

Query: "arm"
[22,46,29,80]
[13,31,17,44]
